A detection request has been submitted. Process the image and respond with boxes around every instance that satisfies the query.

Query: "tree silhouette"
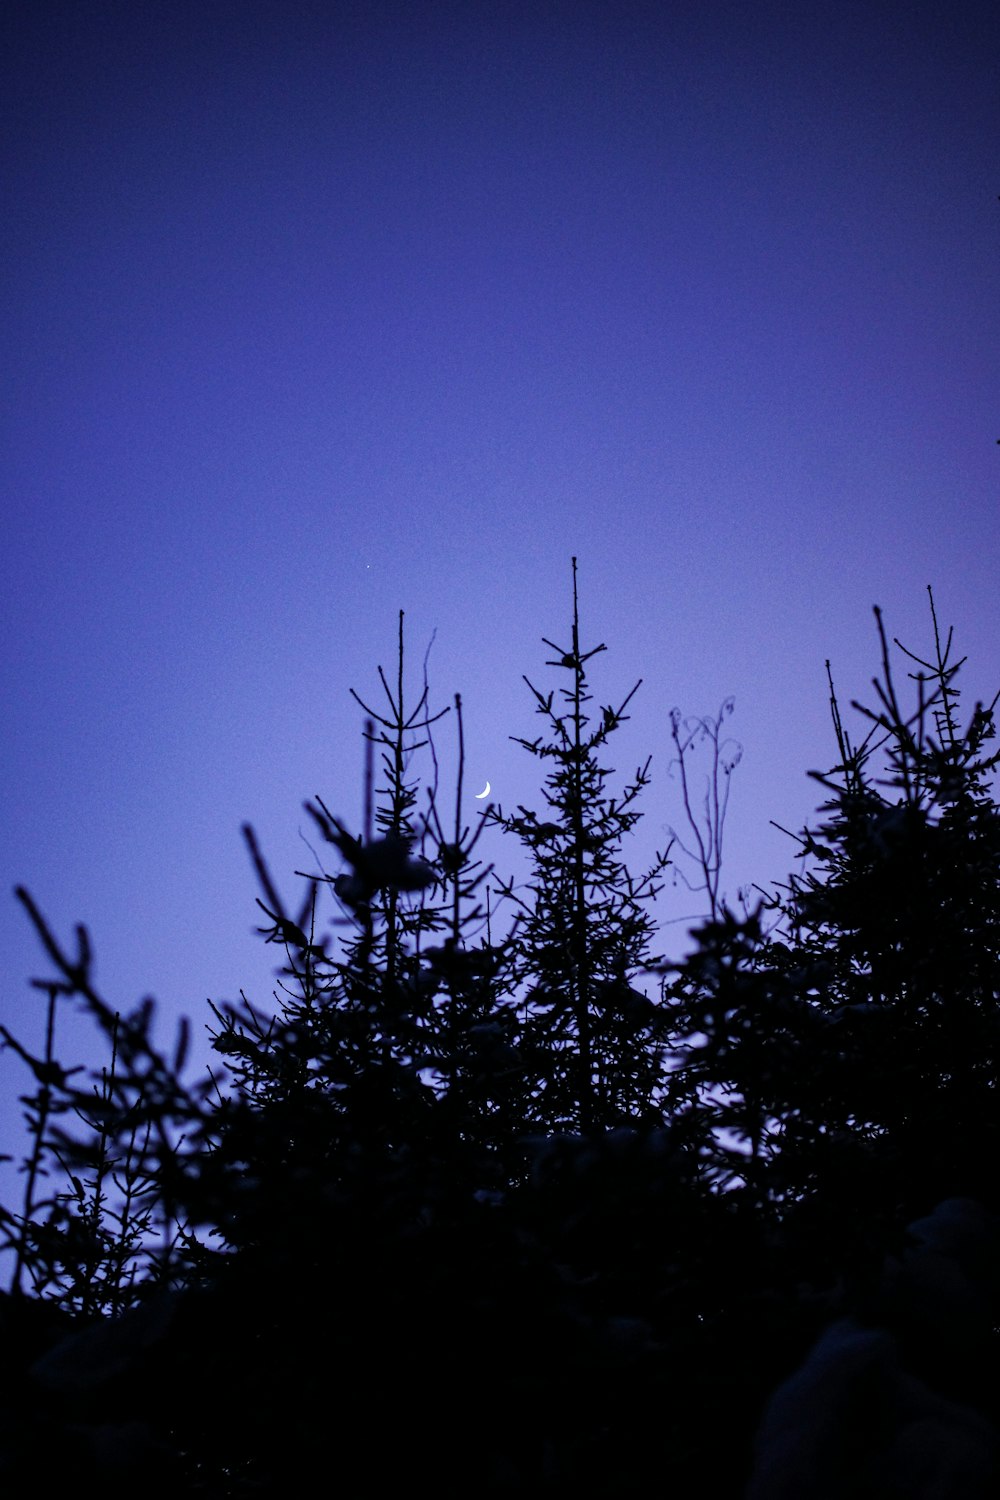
[487,557,672,1132]
[665,589,1000,1279]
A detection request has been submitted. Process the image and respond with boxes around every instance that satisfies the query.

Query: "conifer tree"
[201,612,506,1238]
[665,591,1000,1250]
[488,558,672,1132]
[773,593,1000,1222]
[149,617,524,1492]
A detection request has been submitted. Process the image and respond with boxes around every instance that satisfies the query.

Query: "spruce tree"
[774,593,1000,1223]
[487,558,672,1132]
[200,610,515,1252]
[666,591,1000,1255]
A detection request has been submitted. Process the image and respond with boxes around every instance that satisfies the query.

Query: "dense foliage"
[3,573,999,1495]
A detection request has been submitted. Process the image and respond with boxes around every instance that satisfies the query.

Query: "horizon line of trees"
[1,562,998,1496]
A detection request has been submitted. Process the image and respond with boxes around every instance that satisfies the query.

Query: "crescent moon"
[475,781,491,799]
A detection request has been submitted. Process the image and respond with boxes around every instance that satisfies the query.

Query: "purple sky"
[2,1,997,1178]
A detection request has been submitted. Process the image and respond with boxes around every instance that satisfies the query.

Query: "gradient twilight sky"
[2,1,997,1164]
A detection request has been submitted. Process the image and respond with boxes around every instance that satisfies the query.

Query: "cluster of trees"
[2,564,999,1495]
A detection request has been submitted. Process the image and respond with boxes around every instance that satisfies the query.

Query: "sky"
[1,0,997,1191]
